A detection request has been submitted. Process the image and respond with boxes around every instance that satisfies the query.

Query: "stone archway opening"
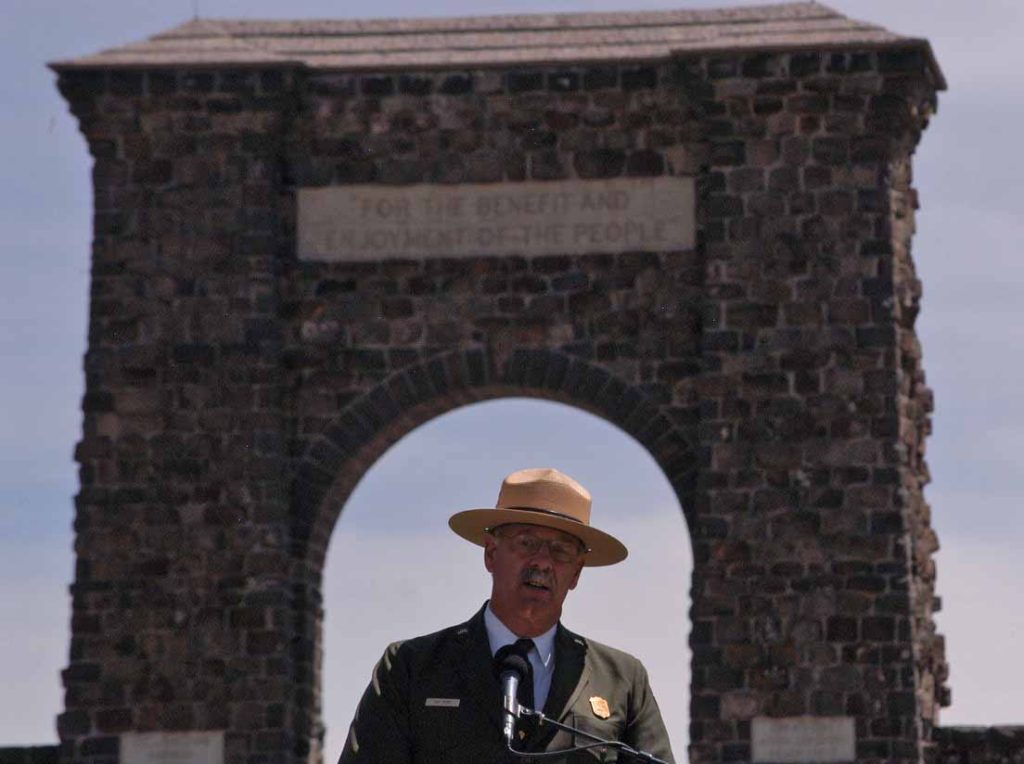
[320,397,692,762]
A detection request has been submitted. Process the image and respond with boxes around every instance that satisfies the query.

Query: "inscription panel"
[751,716,855,763]
[121,731,224,764]
[297,177,695,260]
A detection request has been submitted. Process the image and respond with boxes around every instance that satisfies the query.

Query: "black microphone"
[493,645,532,745]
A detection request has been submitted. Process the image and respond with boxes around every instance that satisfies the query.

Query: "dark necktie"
[512,638,537,740]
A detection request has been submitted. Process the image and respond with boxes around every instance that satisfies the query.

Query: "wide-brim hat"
[448,467,628,567]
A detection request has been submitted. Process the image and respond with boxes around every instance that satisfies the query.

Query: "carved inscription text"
[297,177,695,260]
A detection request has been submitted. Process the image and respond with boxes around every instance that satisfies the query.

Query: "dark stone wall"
[934,727,1024,764]
[0,748,59,764]
[50,44,946,764]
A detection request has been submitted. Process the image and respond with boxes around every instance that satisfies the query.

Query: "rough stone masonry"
[31,2,1020,763]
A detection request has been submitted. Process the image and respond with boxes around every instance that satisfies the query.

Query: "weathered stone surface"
[751,715,856,763]
[120,732,223,764]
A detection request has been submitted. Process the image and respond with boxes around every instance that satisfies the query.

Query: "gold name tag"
[425,698,461,708]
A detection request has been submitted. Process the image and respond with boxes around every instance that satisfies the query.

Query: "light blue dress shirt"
[484,603,557,712]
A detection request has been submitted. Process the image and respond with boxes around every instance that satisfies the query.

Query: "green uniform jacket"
[337,604,675,764]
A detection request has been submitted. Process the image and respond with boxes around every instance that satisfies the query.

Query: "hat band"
[496,505,587,526]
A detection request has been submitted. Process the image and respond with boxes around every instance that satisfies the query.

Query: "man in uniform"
[338,467,675,763]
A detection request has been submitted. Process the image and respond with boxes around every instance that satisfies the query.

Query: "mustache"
[521,568,553,588]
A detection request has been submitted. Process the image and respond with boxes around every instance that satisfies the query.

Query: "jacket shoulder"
[564,627,649,682]
[386,616,478,664]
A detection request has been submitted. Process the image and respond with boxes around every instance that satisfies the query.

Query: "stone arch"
[293,347,699,570]
[288,346,700,759]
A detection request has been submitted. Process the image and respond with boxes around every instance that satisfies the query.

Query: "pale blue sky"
[2,0,1023,757]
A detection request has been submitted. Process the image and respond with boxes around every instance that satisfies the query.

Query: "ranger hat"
[448,467,628,567]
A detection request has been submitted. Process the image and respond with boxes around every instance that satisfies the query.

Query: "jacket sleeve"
[623,661,675,764]
[338,641,413,764]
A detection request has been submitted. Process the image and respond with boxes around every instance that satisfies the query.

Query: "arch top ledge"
[48,4,945,91]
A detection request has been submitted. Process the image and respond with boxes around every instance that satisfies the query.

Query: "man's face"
[484,523,586,636]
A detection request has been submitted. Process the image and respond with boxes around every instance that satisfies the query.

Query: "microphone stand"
[509,705,670,764]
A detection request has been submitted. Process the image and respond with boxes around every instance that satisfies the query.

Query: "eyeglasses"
[491,529,586,564]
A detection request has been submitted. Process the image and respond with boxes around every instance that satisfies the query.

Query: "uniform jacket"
[337,604,674,764]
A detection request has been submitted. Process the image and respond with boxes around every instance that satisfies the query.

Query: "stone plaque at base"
[120,731,224,764]
[751,716,855,763]
[297,177,695,261]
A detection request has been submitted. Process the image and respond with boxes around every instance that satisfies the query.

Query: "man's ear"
[568,561,583,591]
[484,536,496,573]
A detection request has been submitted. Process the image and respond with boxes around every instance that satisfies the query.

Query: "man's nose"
[528,542,557,565]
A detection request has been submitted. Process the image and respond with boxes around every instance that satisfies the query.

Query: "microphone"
[493,644,532,745]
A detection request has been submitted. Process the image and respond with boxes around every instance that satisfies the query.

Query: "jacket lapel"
[453,605,505,732]
[530,623,591,750]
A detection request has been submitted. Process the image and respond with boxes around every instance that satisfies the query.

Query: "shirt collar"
[484,602,557,668]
